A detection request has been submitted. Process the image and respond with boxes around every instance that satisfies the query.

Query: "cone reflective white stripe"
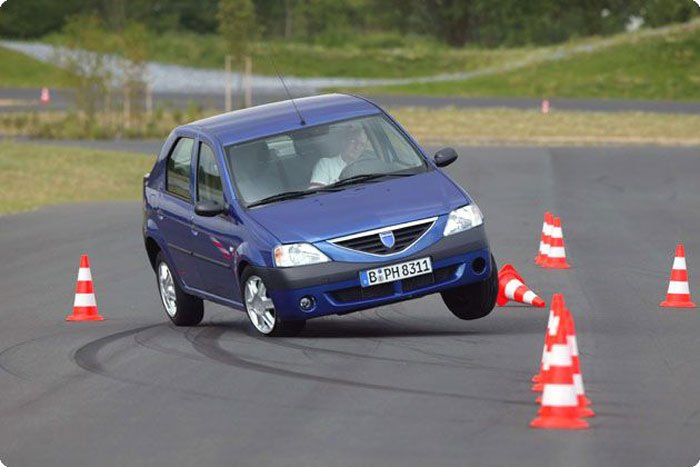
[547,344,571,366]
[73,293,97,307]
[667,281,690,294]
[504,279,524,298]
[673,257,687,270]
[541,384,578,407]
[549,246,566,258]
[573,373,584,395]
[542,222,552,256]
[77,267,92,281]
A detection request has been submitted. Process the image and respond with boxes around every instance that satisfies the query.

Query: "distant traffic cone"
[535,212,554,265]
[660,243,696,308]
[541,99,550,114]
[40,87,50,105]
[563,307,595,417]
[497,264,546,308]
[530,297,589,430]
[66,255,104,321]
[542,217,571,269]
[532,294,563,392]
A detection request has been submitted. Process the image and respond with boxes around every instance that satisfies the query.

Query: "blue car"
[143,94,497,336]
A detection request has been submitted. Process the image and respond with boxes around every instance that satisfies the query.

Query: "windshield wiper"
[325,172,413,190]
[247,190,317,208]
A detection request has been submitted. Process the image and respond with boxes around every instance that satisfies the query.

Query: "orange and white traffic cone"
[530,296,589,430]
[542,217,571,269]
[563,307,595,417]
[531,295,562,387]
[496,264,546,308]
[541,99,550,114]
[66,254,104,321]
[535,212,554,265]
[660,243,696,308]
[40,87,50,105]
[530,293,564,392]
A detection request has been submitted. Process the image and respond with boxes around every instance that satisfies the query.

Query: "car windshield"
[224,114,429,206]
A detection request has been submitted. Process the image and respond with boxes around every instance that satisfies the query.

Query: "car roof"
[182,93,382,147]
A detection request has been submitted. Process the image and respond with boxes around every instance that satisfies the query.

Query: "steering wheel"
[338,157,404,180]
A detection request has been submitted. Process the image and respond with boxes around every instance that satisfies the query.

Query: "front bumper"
[252,226,490,320]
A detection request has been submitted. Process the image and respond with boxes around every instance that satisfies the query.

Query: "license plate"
[359,257,432,287]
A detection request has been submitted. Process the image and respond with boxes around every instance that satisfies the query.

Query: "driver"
[309,125,369,188]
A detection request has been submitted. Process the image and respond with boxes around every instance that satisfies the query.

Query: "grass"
[0,46,71,88]
[355,21,700,101]
[0,141,153,214]
[387,107,700,146]
[40,30,532,79]
[1,106,700,147]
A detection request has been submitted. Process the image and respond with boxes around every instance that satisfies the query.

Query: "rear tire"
[155,252,204,326]
[441,254,498,320]
[241,267,306,337]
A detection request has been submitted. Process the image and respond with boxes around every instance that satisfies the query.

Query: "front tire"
[155,252,204,326]
[241,267,305,337]
[441,255,498,320]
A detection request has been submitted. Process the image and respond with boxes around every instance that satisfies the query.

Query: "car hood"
[245,171,470,244]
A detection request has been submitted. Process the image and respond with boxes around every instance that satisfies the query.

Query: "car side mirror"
[434,148,458,167]
[195,200,224,217]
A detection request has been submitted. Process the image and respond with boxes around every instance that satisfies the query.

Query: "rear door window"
[166,137,194,200]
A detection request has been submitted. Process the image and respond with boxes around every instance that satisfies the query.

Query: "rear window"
[166,137,194,200]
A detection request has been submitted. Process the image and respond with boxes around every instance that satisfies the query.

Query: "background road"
[1,145,699,466]
[3,87,700,114]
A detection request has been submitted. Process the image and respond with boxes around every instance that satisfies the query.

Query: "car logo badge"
[379,231,395,249]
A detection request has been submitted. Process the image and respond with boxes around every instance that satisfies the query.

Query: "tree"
[218,0,258,61]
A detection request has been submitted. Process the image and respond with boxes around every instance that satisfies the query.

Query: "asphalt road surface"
[3,87,700,115]
[1,145,700,466]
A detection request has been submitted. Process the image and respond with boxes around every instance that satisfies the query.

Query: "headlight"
[443,204,483,236]
[273,243,331,267]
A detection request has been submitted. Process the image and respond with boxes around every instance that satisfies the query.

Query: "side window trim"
[164,136,195,203]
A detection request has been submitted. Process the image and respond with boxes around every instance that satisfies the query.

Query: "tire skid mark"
[0,329,81,381]
[72,324,233,401]
[188,326,525,405]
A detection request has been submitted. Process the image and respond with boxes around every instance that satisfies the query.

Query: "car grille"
[329,265,459,304]
[331,218,436,255]
[402,265,459,292]
[330,283,395,303]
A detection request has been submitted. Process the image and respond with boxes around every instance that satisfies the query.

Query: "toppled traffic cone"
[660,243,696,308]
[563,307,595,418]
[532,294,563,392]
[542,217,571,269]
[530,295,589,430]
[535,212,554,265]
[40,87,50,105]
[497,264,546,308]
[66,254,104,321]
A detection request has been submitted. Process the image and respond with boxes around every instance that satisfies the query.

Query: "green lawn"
[357,23,700,100]
[0,141,153,214]
[0,46,71,88]
[41,30,532,79]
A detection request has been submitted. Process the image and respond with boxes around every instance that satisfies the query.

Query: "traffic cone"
[535,212,554,265]
[530,296,589,430]
[563,307,595,417]
[542,217,571,269]
[66,255,104,321]
[660,243,696,308]
[40,87,50,105]
[532,294,563,392]
[496,264,546,308]
[541,99,550,114]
